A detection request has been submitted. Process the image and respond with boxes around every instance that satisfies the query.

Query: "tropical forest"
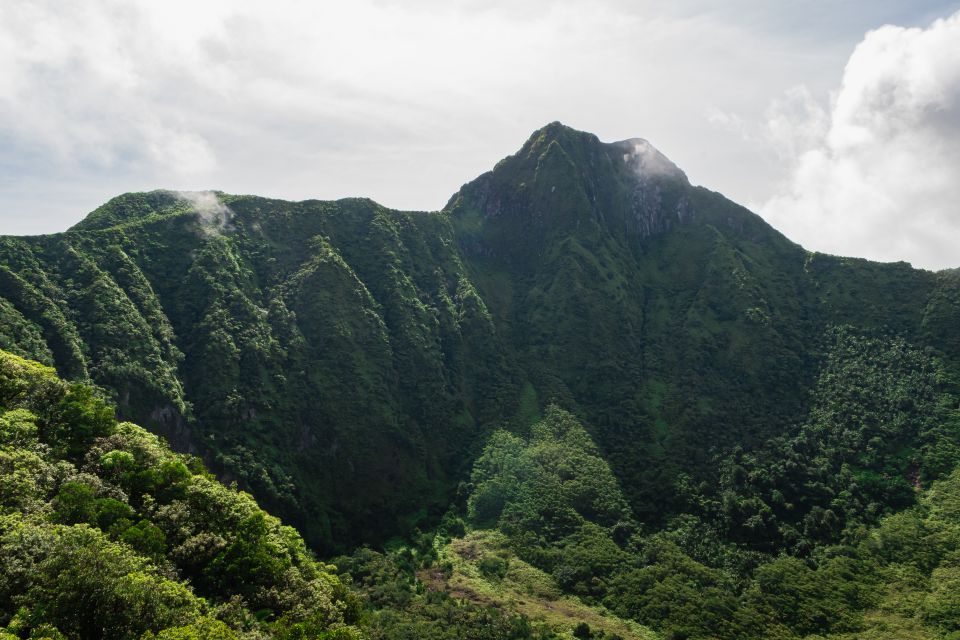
[2,123,960,639]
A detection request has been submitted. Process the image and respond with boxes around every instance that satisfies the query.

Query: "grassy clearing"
[421,531,659,640]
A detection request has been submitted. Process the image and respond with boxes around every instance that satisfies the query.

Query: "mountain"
[0,122,958,557]
[4,122,960,640]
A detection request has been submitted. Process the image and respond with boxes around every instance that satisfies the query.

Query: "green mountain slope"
[0,122,958,558]
[0,195,519,550]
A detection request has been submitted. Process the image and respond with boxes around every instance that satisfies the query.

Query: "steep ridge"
[448,123,960,522]
[0,122,957,552]
[0,197,519,549]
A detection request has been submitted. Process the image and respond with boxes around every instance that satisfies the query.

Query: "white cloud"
[762,86,830,163]
[172,190,233,235]
[0,3,218,174]
[759,11,960,270]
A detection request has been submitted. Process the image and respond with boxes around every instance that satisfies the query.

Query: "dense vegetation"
[2,122,960,638]
[0,190,516,550]
[448,403,960,639]
[0,349,360,639]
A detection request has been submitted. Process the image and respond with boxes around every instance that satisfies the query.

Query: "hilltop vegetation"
[0,349,360,639]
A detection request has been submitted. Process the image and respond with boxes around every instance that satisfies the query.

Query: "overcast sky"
[1,1,959,269]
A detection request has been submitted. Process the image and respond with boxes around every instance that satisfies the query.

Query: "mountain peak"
[612,137,688,184]
[522,121,599,151]
[518,123,687,184]
[447,123,784,268]
[446,123,702,267]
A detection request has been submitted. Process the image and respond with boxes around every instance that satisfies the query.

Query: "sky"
[1,1,959,270]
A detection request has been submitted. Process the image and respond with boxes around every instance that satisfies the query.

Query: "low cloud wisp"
[172,190,233,235]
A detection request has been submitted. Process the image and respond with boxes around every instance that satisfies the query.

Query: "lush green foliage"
[0,350,359,639]
[711,328,960,555]
[455,406,960,639]
[335,541,565,640]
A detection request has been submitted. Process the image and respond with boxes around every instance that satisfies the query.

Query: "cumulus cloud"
[0,3,218,175]
[759,11,960,271]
